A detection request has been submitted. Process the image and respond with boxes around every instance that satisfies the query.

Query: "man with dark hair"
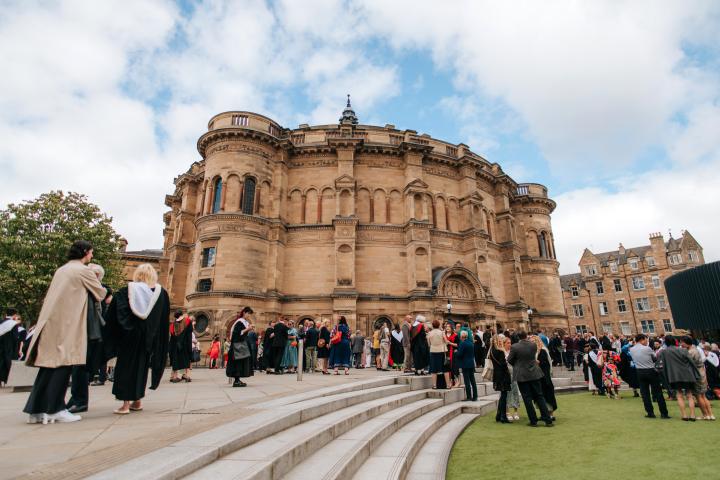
[272,317,288,374]
[507,330,553,427]
[631,333,669,419]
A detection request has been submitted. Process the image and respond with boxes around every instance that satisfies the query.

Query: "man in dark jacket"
[507,331,553,427]
[455,331,477,401]
[303,320,318,372]
[272,318,288,374]
[263,320,275,373]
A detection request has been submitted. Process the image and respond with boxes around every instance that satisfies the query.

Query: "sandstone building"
[158,99,567,338]
[560,231,704,337]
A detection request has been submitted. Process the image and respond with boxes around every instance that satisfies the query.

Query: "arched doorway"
[373,316,393,331]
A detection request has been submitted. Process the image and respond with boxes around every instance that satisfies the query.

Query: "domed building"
[160,98,567,338]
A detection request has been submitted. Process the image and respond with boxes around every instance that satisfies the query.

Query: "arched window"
[211,177,222,213]
[538,232,548,258]
[242,177,256,214]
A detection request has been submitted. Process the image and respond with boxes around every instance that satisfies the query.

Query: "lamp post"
[527,307,533,333]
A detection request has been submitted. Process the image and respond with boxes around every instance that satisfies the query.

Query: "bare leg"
[676,393,687,419]
[444,372,451,389]
[432,373,438,388]
[687,393,696,418]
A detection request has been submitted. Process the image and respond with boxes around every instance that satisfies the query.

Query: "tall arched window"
[242,177,256,214]
[211,177,222,213]
[539,232,548,258]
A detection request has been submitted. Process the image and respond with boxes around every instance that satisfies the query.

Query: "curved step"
[405,413,479,480]
[282,397,444,480]
[352,399,495,480]
[88,383,410,480]
[183,388,431,480]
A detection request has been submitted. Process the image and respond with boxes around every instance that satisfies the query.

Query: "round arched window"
[194,314,209,335]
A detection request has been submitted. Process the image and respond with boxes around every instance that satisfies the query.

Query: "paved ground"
[0,367,398,480]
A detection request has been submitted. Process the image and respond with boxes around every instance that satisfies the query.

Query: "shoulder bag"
[481,349,494,381]
[233,340,251,360]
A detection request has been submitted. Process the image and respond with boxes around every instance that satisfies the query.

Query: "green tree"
[0,191,124,324]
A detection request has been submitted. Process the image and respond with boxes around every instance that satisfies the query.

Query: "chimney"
[618,243,625,255]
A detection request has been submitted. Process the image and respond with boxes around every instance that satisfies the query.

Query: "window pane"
[242,177,256,214]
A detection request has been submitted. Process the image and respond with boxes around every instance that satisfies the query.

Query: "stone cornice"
[197,128,281,158]
[195,212,280,229]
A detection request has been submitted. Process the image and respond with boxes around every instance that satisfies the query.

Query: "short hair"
[242,306,254,315]
[680,335,694,346]
[338,316,347,325]
[518,330,528,340]
[635,334,647,343]
[431,319,440,329]
[174,310,184,319]
[132,263,158,285]
[460,330,468,339]
[6,308,17,317]
[664,335,676,347]
[415,314,426,323]
[88,263,105,281]
[68,240,93,260]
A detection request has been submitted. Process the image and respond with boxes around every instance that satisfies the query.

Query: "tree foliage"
[0,191,124,323]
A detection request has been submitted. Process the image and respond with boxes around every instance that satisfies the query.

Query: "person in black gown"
[533,335,557,417]
[104,264,169,415]
[410,315,430,375]
[317,320,331,374]
[389,324,404,370]
[226,307,255,387]
[169,310,193,382]
[262,320,275,373]
[0,309,21,386]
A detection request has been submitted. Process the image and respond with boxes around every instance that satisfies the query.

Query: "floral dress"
[602,362,621,389]
[281,328,298,368]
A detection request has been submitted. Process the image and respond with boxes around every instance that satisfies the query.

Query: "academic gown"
[226,319,253,379]
[169,319,193,371]
[390,332,404,366]
[410,325,429,372]
[0,321,18,383]
[105,286,170,401]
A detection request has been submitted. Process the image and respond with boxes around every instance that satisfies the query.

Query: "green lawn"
[448,391,719,479]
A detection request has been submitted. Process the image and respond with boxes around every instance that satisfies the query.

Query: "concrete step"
[405,413,479,480]
[89,383,410,480]
[282,397,444,480]
[184,388,431,480]
[351,399,495,480]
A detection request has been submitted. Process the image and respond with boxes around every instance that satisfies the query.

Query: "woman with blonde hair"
[426,320,451,389]
[105,263,170,415]
[532,335,558,416]
[317,319,331,374]
[490,334,511,423]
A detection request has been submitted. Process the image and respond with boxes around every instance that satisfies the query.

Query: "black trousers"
[496,390,508,421]
[67,365,90,408]
[462,367,477,400]
[518,379,552,424]
[272,346,285,371]
[636,368,668,416]
[98,360,108,382]
[563,351,575,370]
[353,352,362,368]
[23,366,72,415]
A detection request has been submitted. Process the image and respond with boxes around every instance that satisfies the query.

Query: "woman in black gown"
[169,310,193,382]
[226,307,255,387]
[317,320,331,374]
[390,324,405,370]
[533,335,557,416]
[410,316,430,375]
[105,264,170,415]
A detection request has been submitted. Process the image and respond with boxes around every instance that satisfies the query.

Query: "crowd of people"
[577,330,718,421]
[5,240,718,428]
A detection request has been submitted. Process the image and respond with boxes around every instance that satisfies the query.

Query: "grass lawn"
[447,391,719,479]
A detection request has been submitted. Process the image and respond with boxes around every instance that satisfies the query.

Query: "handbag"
[330,331,342,345]
[192,349,201,363]
[317,338,327,348]
[233,341,251,360]
[481,350,494,381]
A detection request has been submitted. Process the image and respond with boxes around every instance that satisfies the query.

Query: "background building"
[560,231,704,336]
[156,100,567,340]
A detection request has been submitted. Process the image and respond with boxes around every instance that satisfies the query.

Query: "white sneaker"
[513,414,520,420]
[47,409,82,423]
[27,413,45,424]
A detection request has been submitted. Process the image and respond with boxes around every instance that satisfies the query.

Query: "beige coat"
[26,260,106,368]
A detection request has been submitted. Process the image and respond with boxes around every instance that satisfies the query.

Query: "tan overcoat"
[26,260,107,368]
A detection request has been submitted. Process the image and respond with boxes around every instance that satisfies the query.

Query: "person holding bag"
[329,316,352,375]
[226,307,254,387]
[490,334,511,423]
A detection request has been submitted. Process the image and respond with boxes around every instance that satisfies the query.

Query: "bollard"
[297,339,304,382]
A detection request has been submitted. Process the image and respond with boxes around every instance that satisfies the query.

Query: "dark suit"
[455,339,477,400]
[507,339,553,425]
[272,322,288,372]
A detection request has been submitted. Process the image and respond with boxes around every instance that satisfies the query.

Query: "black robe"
[537,349,557,411]
[410,324,429,371]
[226,319,254,379]
[0,321,18,383]
[105,286,169,401]
[169,319,193,371]
[262,326,274,369]
[390,331,404,366]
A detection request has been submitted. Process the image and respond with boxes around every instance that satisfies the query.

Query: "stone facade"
[159,102,567,339]
[560,231,704,337]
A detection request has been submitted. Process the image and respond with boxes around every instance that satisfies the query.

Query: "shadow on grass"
[447,392,718,480]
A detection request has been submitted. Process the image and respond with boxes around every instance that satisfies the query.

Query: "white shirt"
[705,351,719,368]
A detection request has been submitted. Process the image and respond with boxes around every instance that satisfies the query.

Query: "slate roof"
[560,273,585,291]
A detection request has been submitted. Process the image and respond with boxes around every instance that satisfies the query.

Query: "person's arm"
[506,346,516,365]
[79,266,107,301]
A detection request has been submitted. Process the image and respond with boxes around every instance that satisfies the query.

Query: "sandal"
[113,408,130,415]
[129,402,143,411]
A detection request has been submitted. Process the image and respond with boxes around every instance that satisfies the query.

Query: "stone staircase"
[90,372,578,480]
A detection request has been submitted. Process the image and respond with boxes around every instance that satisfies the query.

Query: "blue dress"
[329,324,352,368]
[281,328,298,368]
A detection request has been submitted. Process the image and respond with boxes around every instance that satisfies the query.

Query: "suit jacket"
[272,322,288,347]
[454,339,476,369]
[506,340,543,382]
[400,323,412,347]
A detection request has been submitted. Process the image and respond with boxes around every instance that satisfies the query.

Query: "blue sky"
[0,0,719,273]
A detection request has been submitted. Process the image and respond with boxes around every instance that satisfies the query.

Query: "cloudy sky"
[1,0,718,274]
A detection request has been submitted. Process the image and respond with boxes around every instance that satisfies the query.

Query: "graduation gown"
[169,318,193,371]
[0,320,17,383]
[390,331,404,366]
[410,324,429,371]
[226,318,253,379]
[105,284,170,401]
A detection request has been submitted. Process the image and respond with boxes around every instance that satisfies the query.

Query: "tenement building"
[560,231,704,337]
[159,99,566,338]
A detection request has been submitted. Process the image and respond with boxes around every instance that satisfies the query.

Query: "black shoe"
[689,417,696,422]
[90,381,105,386]
[645,414,657,418]
[660,414,671,419]
[462,399,472,402]
[545,422,554,427]
[67,404,88,414]
[527,422,538,427]
[472,398,478,402]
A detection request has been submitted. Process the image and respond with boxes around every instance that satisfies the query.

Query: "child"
[207,335,220,369]
[602,352,621,399]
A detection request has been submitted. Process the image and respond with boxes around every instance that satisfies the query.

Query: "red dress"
[208,341,220,360]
